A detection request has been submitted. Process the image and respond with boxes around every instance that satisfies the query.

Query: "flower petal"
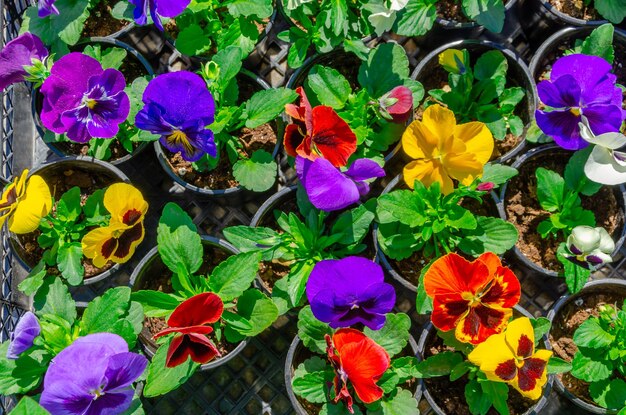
[104,183,148,225]
[537,75,581,108]
[345,158,385,182]
[584,145,626,185]
[103,352,148,392]
[9,174,51,234]
[167,292,224,328]
[503,317,535,358]
[535,109,585,150]
[431,294,470,332]
[479,267,521,309]
[296,157,360,212]
[154,0,192,18]
[401,118,439,160]
[455,303,511,344]
[468,330,516,382]
[423,253,492,297]
[453,121,494,167]
[310,106,357,168]
[40,380,94,415]
[421,104,456,143]
[514,350,552,400]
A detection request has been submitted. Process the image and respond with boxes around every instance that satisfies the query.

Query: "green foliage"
[429,49,525,140]
[143,337,199,397]
[567,23,616,63]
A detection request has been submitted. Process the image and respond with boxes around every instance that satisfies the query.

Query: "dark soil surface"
[548,0,600,20]
[81,1,128,38]
[550,291,626,405]
[504,150,623,272]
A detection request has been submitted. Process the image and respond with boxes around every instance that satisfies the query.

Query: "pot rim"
[498,143,626,277]
[535,0,608,27]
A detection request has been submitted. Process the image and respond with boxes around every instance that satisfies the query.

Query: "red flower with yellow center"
[468,317,552,400]
[325,328,390,413]
[423,252,521,344]
[81,183,148,268]
[284,87,357,168]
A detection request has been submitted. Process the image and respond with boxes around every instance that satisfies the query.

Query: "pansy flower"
[38,0,59,17]
[564,225,615,269]
[128,0,191,31]
[154,293,224,368]
[325,328,390,413]
[579,117,626,185]
[135,71,216,162]
[285,87,357,168]
[439,49,467,74]
[468,317,552,400]
[306,257,395,330]
[536,54,625,150]
[40,333,148,415]
[0,33,48,91]
[40,53,130,144]
[6,312,40,359]
[379,85,413,123]
[423,252,521,344]
[296,156,385,212]
[0,169,51,235]
[402,104,493,194]
[82,183,148,268]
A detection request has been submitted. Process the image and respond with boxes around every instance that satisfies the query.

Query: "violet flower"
[128,0,191,31]
[40,333,148,415]
[39,53,130,143]
[135,71,216,162]
[535,54,625,150]
[0,33,48,91]
[6,312,40,360]
[296,157,385,212]
[38,0,59,17]
[306,257,396,330]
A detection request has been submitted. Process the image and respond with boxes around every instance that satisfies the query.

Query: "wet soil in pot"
[139,243,237,357]
[16,167,122,279]
[549,291,626,405]
[504,150,624,273]
[424,330,536,414]
[547,0,600,21]
[81,1,129,38]
[163,76,278,191]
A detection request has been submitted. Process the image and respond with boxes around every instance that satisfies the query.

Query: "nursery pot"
[129,235,249,371]
[9,157,130,285]
[547,278,626,414]
[529,25,626,83]
[373,174,501,293]
[499,144,626,277]
[419,305,553,415]
[285,334,421,415]
[410,39,535,165]
[80,0,136,40]
[32,37,154,166]
[153,69,283,203]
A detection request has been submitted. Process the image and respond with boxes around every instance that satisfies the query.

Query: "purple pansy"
[40,333,148,415]
[39,53,130,143]
[38,0,59,17]
[306,257,396,330]
[0,33,48,91]
[6,312,40,360]
[535,54,626,150]
[296,156,385,212]
[135,71,216,162]
[128,0,191,31]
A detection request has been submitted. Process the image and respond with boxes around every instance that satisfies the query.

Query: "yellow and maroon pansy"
[0,169,51,234]
[468,317,552,400]
[423,252,521,345]
[81,183,147,268]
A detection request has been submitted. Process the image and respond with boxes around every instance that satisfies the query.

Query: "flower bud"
[566,225,614,269]
[438,49,466,75]
[379,86,413,123]
[568,226,601,254]
[477,182,495,192]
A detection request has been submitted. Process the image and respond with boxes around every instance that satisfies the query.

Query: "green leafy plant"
[223,187,375,314]
[570,301,626,412]
[132,203,278,397]
[429,48,525,141]
[581,1,626,24]
[194,46,297,191]
[292,307,420,415]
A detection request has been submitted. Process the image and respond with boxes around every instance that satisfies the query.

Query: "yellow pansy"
[401,104,493,194]
[81,183,147,268]
[468,317,552,400]
[0,170,51,234]
[438,49,466,74]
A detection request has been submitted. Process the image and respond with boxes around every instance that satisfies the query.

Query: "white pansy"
[365,2,396,36]
[566,225,615,269]
[286,0,313,11]
[579,117,626,185]
[388,0,409,11]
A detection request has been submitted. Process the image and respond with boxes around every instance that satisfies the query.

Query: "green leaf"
[530,317,551,346]
[571,351,613,382]
[565,148,602,196]
[232,150,277,192]
[480,164,518,187]
[224,289,277,337]
[393,0,437,36]
[372,388,419,415]
[463,0,505,32]
[223,226,281,257]
[56,187,81,222]
[536,168,564,212]
[34,278,76,325]
[465,378,492,415]
[363,313,411,358]
[111,1,134,21]
[0,343,48,395]
[80,287,132,338]
[131,290,179,318]
[292,356,334,404]
[330,205,375,246]
[57,243,84,286]
[416,351,464,378]
[307,66,352,109]
[474,50,508,80]
[589,378,626,410]
[561,249,591,294]
[10,397,50,415]
[227,0,273,17]
[580,23,616,62]
[208,252,261,302]
[244,88,297,128]
[157,203,203,276]
[83,189,108,224]
[574,318,615,348]
[20,0,90,51]
[18,260,47,296]
[143,337,198,397]
[176,25,213,56]
[547,356,572,374]
[480,380,509,415]
[376,190,425,228]
[297,306,333,355]
[459,216,518,256]
[82,44,127,70]
[358,43,409,99]
[287,260,314,307]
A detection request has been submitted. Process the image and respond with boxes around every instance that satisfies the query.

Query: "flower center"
[91,387,105,400]
[461,291,481,306]
[569,107,581,117]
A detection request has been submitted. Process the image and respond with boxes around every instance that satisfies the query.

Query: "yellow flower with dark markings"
[82,183,147,268]
[438,49,467,74]
[401,104,493,194]
[0,170,51,234]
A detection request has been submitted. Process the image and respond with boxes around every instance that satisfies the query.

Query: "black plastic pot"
[32,37,154,166]
[418,304,553,415]
[547,278,626,414]
[129,235,249,371]
[529,25,626,83]
[154,69,283,202]
[433,0,518,35]
[410,39,536,165]
[9,157,130,285]
[374,174,501,293]
[285,334,421,415]
[499,144,626,277]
